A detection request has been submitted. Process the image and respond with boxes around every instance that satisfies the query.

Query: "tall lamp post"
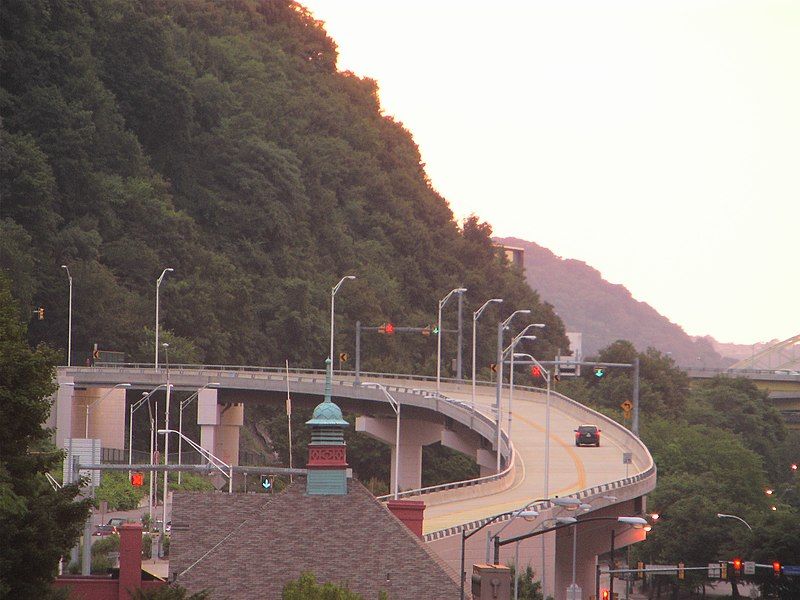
[504,323,544,436]
[177,382,220,484]
[61,265,72,366]
[154,268,173,369]
[472,298,503,406]
[130,385,170,470]
[362,382,401,499]
[437,287,467,392]
[160,343,172,555]
[330,275,356,363]
[85,383,131,438]
[494,309,530,471]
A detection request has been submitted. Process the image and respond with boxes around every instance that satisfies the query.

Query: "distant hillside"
[496,237,735,368]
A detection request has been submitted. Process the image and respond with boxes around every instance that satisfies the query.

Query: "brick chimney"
[387,500,425,538]
[118,523,143,599]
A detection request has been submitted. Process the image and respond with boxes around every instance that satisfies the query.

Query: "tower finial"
[324,357,332,403]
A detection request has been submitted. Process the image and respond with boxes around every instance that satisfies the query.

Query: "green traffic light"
[594,367,605,378]
[432,325,440,335]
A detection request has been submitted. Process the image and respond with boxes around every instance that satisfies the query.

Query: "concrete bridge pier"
[197,388,242,466]
[356,416,442,491]
[52,381,127,450]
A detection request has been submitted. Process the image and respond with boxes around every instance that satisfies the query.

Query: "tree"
[282,571,370,600]
[0,273,93,598]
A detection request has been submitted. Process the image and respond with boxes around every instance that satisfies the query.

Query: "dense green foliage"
[0,274,93,597]
[95,470,144,510]
[559,340,800,599]
[0,0,568,374]
[282,572,376,600]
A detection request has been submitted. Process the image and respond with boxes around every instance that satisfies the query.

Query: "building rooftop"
[170,481,461,599]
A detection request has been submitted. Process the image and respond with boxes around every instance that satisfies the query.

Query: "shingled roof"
[170,481,461,599]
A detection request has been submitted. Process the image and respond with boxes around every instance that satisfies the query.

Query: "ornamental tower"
[305,358,349,495]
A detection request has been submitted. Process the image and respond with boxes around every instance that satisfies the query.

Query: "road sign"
[620,400,632,412]
[92,348,101,359]
[339,352,349,363]
[782,565,800,576]
[622,452,633,464]
[647,565,678,575]
[490,363,497,373]
[744,561,756,575]
[708,563,721,578]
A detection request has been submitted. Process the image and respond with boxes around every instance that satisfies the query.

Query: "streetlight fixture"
[154,268,173,369]
[177,382,220,484]
[129,385,170,470]
[84,383,131,438]
[437,287,468,392]
[494,309,530,471]
[158,429,233,493]
[330,275,356,364]
[472,298,503,406]
[458,496,581,600]
[61,265,72,366]
[716,513,753,531]
[505,325,543,436]
[362,382,401,499]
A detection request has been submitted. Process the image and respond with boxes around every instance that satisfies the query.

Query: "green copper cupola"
[305,358,349,495]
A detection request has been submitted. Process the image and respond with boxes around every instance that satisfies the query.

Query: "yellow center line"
[512,411,587,494]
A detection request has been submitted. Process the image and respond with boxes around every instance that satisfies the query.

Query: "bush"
[91,534,119,557]
[95,471,145,510]
[142,534,153,559]
[169,472,215,492]
[282,572,366,599]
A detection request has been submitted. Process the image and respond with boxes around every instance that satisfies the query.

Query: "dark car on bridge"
[575,424,601,447]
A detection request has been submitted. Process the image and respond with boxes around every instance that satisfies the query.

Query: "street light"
[362,382,401,499]
[494,309,530,471]
[330,275,356,364]
[85,383,131,438]
[437,287,467,392]
[177,382,220,484]
[61,265,72,366]
[716,513,753,531]
[505,324,543,436]
[160,343,172,554]
[472,298,503,406]
[154,268,173,369]
[158,429,232,493]
[129,385,170,470]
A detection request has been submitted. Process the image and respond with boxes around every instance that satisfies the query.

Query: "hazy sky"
[302,1,799,345]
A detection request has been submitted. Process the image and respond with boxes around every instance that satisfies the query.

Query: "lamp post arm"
[160,429,230,477]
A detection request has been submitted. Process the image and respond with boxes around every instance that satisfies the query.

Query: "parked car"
[107,518,125,528]
[93,524,117,536]
[574,424,601,447]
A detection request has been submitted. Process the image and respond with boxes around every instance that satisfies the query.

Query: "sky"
[302,0,799,345]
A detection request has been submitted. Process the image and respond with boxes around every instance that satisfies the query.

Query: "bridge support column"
[197,387,241,467]
[356,416,442,492]
[53,377,75,449]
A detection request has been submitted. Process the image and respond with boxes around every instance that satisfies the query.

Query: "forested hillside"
[496,236,732,367]
[1,0,568,370]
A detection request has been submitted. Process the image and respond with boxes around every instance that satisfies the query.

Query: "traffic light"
[378,322,395,335]
[733,558,742,576]
[432,324,440,335]
[594,367,605,378]
[773,561,781,578]
[719,561,727,580]
[37,307,45,320]
[678,562,685,580]
[130,472,144,487]
[421,325,431,336]
[531,365,542,378]
[601,589,610,600]
[261,475,272,491]
[637,561,645,580]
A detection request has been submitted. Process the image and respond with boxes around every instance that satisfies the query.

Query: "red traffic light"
[130,472,144,487]
[773,561,781,577]
[733,558,742,574]
[378,322,395,335]
[531,365,542,378]
[601,590,610,600]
